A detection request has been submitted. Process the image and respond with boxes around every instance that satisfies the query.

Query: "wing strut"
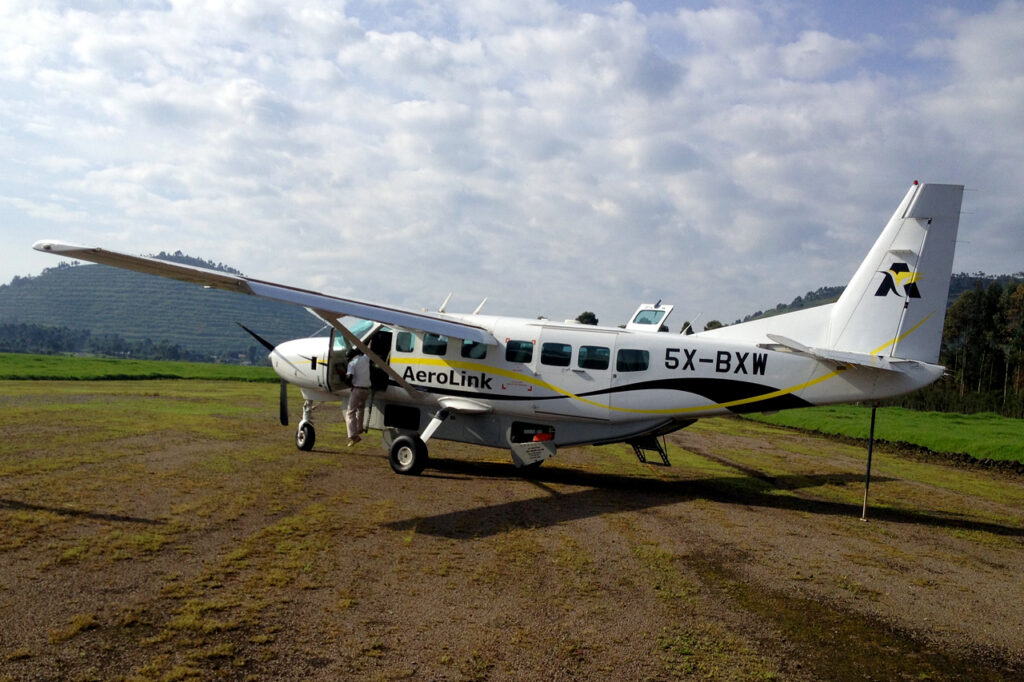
[312,308,428,402]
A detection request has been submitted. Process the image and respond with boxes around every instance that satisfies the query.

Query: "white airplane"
[34,181,963,475]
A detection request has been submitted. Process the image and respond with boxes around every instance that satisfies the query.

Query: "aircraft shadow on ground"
[0,497,165,525]
[385,458,1024,540]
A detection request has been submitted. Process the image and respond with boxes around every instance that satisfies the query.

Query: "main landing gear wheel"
[296,422,316,451]
[389,435,428,475]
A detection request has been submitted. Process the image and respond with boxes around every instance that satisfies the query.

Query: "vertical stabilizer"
[826,182,963,363]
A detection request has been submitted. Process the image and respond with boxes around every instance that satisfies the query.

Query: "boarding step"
[629,435,671,467]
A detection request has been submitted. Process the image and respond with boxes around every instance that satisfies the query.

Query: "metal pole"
[860,406,877,521]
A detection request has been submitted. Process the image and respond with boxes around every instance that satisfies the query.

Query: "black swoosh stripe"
[389,377,811,413]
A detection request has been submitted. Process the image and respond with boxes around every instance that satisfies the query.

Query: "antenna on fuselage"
[472,298,487,315]
[438,292,452,313]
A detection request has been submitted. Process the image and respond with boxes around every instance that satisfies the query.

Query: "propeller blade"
[279,379,289,426]
[236,322,276,352]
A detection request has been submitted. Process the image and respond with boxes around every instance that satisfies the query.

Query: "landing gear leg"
[296,400,317,451]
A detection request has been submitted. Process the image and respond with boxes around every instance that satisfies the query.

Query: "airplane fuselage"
[271,312,943,453]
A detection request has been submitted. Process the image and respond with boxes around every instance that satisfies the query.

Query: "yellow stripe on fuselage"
[869,312,933,357]
[390,357,845,416]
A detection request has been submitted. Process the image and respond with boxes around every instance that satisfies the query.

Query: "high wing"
[32,240,497,345]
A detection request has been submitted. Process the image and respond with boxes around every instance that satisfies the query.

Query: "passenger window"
[505,340,534,363]
[423,333,448,356]
[616,348,649,372]
[395,332,414,353]
[578,345,610,370]
[540,342,571,367]
[461,339,488,359]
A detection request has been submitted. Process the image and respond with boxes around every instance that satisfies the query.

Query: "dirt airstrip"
[1,380,1023,680]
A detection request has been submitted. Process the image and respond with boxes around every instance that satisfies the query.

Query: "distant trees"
[0,323,268,365]
[703,320,723,331]
[0,323,90,355]
[741,286,844,323]
[920,280,1024,417]
[153,251,245,276]
[576,311,599,325]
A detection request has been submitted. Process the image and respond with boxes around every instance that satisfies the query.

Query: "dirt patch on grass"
[1,381,1022,680]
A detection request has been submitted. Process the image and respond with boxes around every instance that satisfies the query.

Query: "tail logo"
[875,262,921,298]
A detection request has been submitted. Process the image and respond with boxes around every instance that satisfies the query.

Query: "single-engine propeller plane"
[34,181,964,475]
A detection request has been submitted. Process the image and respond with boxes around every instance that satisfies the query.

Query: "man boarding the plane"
[345,348,371,446]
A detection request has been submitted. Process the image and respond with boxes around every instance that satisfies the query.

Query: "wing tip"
[33,240,90,254]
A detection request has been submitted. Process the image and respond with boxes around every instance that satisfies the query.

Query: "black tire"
[389,435,428,475]
[296,423,316,451]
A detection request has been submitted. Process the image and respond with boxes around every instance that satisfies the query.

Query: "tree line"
[0,323,268,365]
[896,278,1024,417]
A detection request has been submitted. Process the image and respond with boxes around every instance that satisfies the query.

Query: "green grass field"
[745,405,1024,462]
[3,353,1022,464]
[0,352,277,382]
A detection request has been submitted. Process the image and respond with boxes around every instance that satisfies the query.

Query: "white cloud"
[1,0,1023,327]
[779,30,863,79]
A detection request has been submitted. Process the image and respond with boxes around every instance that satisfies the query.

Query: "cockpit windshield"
[331,319,379,352]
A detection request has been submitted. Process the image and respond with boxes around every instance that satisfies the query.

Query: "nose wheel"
[295,399,317,452]
[296,422,316,451]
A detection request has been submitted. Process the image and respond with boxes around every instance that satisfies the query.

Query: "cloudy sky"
[1,1,1021,328]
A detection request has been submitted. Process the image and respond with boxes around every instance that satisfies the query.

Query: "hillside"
[739,272,1024,324]
[739,285,845,324]
[0,256,327,357]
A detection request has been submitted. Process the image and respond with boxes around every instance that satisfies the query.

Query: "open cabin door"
[320,323,393,393]
[322,328,347,392]
[367,327,393,391]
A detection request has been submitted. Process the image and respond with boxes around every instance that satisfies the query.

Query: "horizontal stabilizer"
[765,333,913,372]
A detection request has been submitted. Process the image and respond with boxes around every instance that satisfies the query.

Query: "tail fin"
[826,182,964,363]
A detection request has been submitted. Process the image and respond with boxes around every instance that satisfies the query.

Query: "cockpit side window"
[423,333,449,356]
[395,331,414,353]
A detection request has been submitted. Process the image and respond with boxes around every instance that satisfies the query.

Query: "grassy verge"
[744,405,1024,463]
[0,352,276,382]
